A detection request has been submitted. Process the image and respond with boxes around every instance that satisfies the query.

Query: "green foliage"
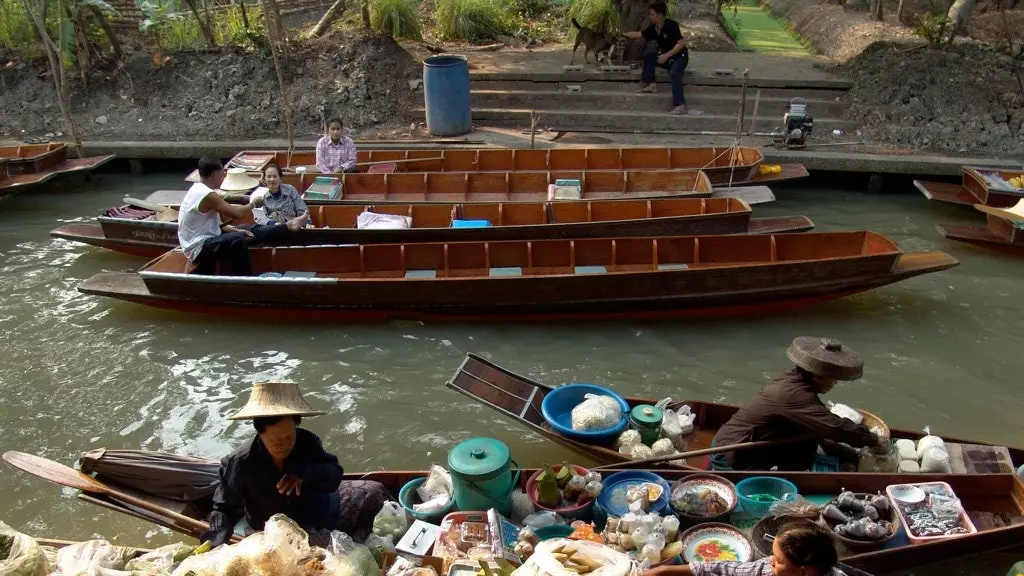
[0,0,37,53]
[566,0,617,36]
[510,0,550,18]
[914,11,951,44]
[370,0,422,39]
[435,0,517,41]
[137,0,266,51]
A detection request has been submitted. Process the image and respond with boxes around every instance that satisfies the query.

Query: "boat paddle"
[2,451,221,540]
[593,434,820,471]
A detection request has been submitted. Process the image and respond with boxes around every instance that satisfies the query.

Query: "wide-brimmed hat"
[975,199,1024,223]
[219,167,259,192]
[786,336,863,381]
[228,381,328,420]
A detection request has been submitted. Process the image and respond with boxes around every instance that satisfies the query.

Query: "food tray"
[885,482,978,543]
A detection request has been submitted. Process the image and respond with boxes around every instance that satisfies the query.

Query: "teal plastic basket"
[735,476,798,518]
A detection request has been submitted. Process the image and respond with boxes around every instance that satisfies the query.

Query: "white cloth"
[177,182,222,262]
[356,211,411,230]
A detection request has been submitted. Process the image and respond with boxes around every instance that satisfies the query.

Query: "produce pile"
[533,466,603,510]
[613,401,696,463]
[821,492,895,542]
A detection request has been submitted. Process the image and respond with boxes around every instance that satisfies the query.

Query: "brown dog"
[571,18,614,65]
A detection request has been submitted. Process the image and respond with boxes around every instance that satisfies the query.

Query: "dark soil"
[841,40,1024,155]
[0,31,421,141]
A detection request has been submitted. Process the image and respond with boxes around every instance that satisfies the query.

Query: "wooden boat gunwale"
[446,353,1024,472]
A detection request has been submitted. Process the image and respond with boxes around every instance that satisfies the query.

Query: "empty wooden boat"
[448,353,1022,474]
[6,450,1024,575]
[189,147,808,188]
[915,166,1024,208]
[77,231,958,321]
[51,197,813,258]
[0,142,115,196]
[935,199,1024,256]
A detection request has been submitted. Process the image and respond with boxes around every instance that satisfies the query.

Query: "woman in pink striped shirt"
[315,117,358,173]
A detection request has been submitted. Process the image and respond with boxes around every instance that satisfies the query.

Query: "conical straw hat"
[786,336,863,381]
[974,199,1024,223]
[219,167,260,192]
[228,381,328,420]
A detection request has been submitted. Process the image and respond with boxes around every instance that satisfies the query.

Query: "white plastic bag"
[56,541,134,576]
[169,545,233,576]
[327,532,379,576]
[615,430,642,449]
[920,446,952,473]
[417,465,453,503]
[362,533,395,567]
[917,426,946,456]
[511,538,637,576]
[571,394,623,432]
[654,400,693,450]
[0,521,49,576]
[895,439,919,462]
[373,501,409,540]
[677,405,695,436]
[124,543,195,574]
[828,402,863,425]
[356,211,411,230]
[511,489,536,524]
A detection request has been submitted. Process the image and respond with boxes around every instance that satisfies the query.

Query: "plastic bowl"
[669,473,738,524]
[541,384,629,444]
[735,476,799,518]
[888,484,926,505]
[399,477,454,523]
[597,470,672,517]
[534,525,575,540]
[525,464,595,521]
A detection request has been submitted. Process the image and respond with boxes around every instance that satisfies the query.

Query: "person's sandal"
[636,84,658,94]
[669,105,688,115]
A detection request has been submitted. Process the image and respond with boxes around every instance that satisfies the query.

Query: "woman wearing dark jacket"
[201,382,388,547]
[710,337,883,471]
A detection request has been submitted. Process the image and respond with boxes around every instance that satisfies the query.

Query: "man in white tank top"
[179,157,278,275]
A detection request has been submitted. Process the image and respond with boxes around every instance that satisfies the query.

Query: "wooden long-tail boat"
[936,213,1024,257]
[447,354,1022,474]
[4,450,1023,575]
[188,147,809,188]
[51,197,813,258]
[76,231,958,321]
[914,166,1024,208]
[0,142,115,196]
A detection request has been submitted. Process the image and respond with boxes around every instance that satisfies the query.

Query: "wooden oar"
[594,434,819,471]
[2,451,212,537]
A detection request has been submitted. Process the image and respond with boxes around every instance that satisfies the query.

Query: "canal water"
[0,172,1021,545]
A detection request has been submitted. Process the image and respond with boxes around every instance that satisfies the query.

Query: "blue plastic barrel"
[423,55,472,136]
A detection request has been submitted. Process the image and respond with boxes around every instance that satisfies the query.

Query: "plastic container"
[885,482,978,543]
[423,55,472,137]
[735,477,799,518]
[597,470,671,517]
[534,525,574,540]
[447,437,521,516]
[628,405,663,446]
[540,383,629,444]
[451,220,492,228]
[525,464,594,521]
[399,477,455,523]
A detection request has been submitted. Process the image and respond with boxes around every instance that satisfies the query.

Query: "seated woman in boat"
[645,524,845,576]
[708,336,882,471]
[201,381,389,547]
[315,117,358,174]
[260,164,310,228]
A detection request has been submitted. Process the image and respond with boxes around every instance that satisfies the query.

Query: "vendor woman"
[709,337,882,471]
[202,381,389,547]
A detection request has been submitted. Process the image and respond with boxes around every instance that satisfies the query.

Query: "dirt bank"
[0,32,420,142]
[842,41,1024,155]
[762,0,914,60]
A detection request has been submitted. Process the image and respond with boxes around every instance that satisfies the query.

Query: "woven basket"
[751,516,819,558]
[820,493,900,552]
[856,409,890,440]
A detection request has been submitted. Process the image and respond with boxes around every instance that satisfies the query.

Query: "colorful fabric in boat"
[104,206,157,220]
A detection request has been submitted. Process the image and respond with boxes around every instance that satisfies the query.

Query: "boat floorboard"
[914,180,977,205]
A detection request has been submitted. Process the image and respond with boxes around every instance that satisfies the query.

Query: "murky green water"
[0,173,1021,545]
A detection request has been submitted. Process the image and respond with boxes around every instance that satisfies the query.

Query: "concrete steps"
[416,107,856,134]
[469,89,845,118]
[471,80,846,101]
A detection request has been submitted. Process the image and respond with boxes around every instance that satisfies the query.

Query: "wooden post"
[530,111,538,150]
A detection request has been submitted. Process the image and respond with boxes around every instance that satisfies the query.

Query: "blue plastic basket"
[540,384,629,444]
[735,476,799,518]
[399,477,454,523]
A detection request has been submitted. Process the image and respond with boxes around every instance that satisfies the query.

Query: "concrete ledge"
[761,149,1023,176]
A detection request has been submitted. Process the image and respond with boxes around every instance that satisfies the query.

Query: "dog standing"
[570,18,614,65]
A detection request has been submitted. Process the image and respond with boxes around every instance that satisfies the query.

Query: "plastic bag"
[628,445,653,460]
[417,466,453,503]
[373,501,409,540]
[827,402,863,424]
[895,439,918,462]
[650,439,675,457]
[327,532,379,576]
[511,489,536,524]
[361,534,395,567]
[124,543,196,575]
[920,446,952,473]
[511,538,637,576]
[56,541,134,576]
[169,544,234,576]
[522,511,565,529]
[570,394,623,432]
[768,494,820,519]
[0,521,49,576]
[917,427,945,456]
[615,430,642,449]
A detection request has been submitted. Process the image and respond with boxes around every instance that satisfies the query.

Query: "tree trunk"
[182,0,218,48]
[238,0,251,30]
[266,0,287,50]
[361,0,370,28]
[71,6,91,82]
[309,0,349,37]
[946,0,976,40]
[896,0,905,21]
[85,5,123,62]
[264,5,295,163]
[21,0,84,154]
[871,0,884,20]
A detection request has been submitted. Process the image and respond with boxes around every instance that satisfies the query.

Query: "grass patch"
[719,0,810,55]
[566,0,617,36]
[371,0,422,39]
[435,0,518,41]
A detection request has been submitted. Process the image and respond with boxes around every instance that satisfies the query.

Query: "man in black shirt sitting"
[623,1,689,115]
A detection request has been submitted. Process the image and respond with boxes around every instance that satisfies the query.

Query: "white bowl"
[889,484,925,504]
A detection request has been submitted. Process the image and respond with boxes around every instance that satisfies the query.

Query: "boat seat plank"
[404,269,436,279]
[574,265,607,275]
[489,267,523,277]
[657,263,690,271]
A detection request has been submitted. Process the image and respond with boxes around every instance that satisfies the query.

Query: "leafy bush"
[511,0,551,18]
[566,0,617,36]
[371,0,422,39]
[435,0,516,41]
[914,11,950,44]
[0,0,39,53]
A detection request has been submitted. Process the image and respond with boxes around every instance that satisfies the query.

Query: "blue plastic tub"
[596,470,672,517]
[423,55,472,137]
[451,219,492,228]
[735,476,799,518]
[540,383,629,444]
[399,477,454,523]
